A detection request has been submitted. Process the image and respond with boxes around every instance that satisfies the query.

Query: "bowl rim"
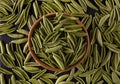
[28,12,90,72]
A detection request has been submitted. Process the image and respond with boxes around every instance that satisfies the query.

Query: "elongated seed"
[101,50,111,66]
[96,28,103,47]
[98,14,110,27]
[71,0,84,13]
[42,73,58,79]
[0,74,6,84]
[17,29,29,35]
[112,72,120,83]
[15,67,30,80]
[0,67,13,75]
[53,53,65,70]
[23,66,40,73]
[85,0,98,10]
[12,69,26,80]
[0,41,5,54]
[55,74,69,84]
[53,0,64,11]
[32,69,47,79]
[45,45,62,53]
[11,38,27,44]
[11,75,16,84]
[7,33,24,39]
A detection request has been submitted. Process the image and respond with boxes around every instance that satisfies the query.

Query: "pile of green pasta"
[0,0,120,84]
